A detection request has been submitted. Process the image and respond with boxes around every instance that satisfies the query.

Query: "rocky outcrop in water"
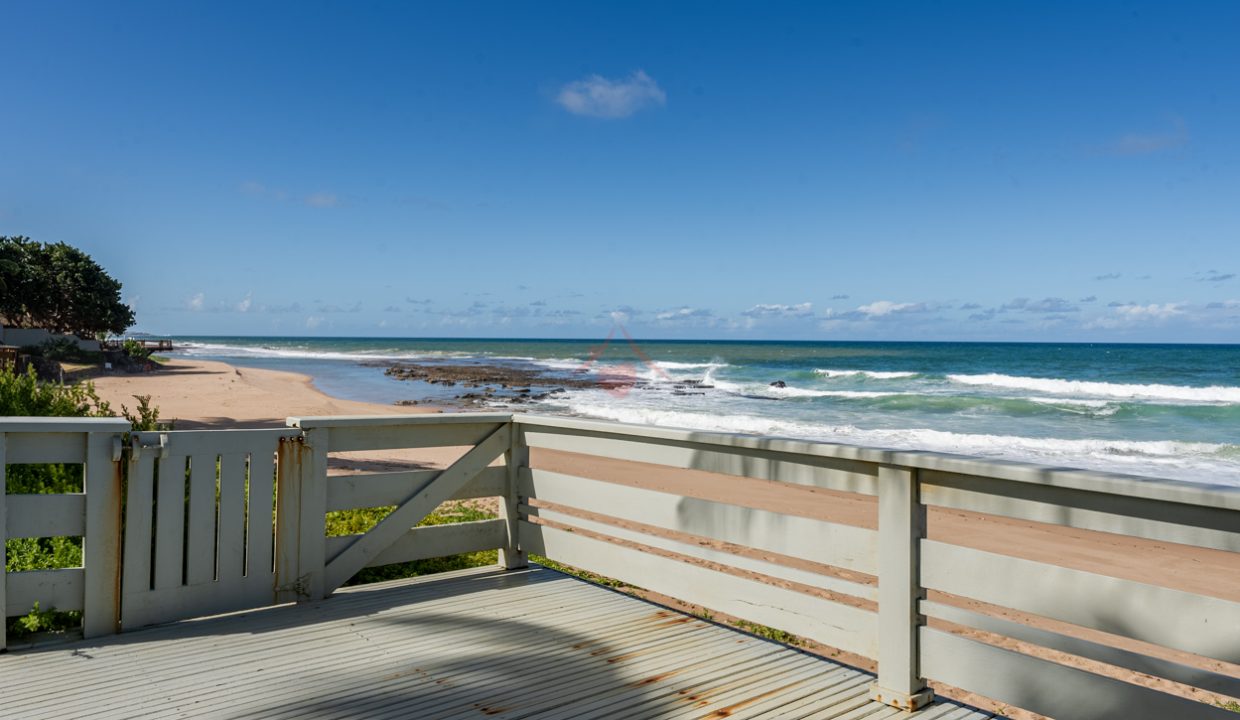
[379,361,646,408]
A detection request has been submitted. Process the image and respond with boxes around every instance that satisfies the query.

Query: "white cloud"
[856,300,925,317]
[652,306,723,327]
[239,180,288,202]
[1001,297,1079,313]
[306,192,338,208]
[305,315,323,329]
[656,306,710,321]
[1107,117,1188,156]
[1117,303,1184,319]
[556,70,666,119]
[236,292,253,313]
[187,293,205,311]
[741,302,813,319]
[1086,302,1185,329]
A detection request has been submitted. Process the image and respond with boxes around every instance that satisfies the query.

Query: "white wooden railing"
[2,413,1238,719]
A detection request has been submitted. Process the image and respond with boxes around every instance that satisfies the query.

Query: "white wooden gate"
[122,429,299,629]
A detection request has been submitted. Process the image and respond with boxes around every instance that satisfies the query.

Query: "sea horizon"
[168,335,1240,487]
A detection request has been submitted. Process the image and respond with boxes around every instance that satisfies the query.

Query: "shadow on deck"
[1,566,992,720]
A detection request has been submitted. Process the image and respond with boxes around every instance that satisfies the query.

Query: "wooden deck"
[1,566,991,720]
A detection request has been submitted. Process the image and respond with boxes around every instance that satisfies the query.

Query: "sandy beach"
[89,357,1240,713]
[89,358,437,429]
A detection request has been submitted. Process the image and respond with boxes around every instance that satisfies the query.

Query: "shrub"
[2,363,138,639]
[121,339,150,362]
[24,338,100,364]
[0,364,112,418]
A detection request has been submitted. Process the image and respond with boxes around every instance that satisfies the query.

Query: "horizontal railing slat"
[4,433,86,464]
[132,428,299,457]
[921,599,1240,699]
[0,418,129,433]
[521,520,878,658]
[516,414,1240,512]
[522,426,879,496]
[6,568,85,614]
[326,466,508,512]
[525,505,877,602]
[922,540,1240,663]
[324,519,508,569]
[6,494,86,539]
[922,470,1240,552]
[920,626,1237,720]
[290,413,513,429]
[323,422,506,453]
[520,467,878,574]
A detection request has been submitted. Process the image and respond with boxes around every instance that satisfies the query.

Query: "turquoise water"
[173,337,1240,485]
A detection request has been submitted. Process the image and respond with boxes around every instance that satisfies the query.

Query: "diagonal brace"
[323,425,510,592]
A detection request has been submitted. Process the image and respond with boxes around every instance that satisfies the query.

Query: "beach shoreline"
[89,359,1240,601]
[88,357,439,429]
[86,355,1240,714]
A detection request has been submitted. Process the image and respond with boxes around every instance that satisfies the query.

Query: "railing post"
[1,431,7,651]
[82,431,124,638]
[869,464,933,710]
[275,435,304,603]
[275,429,327,602]
[498,419,528,570]
[301,427,329,599]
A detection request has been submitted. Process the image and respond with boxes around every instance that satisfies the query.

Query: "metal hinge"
[132,433,170,460]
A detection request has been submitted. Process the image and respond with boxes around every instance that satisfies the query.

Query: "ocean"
[171,336,1240,487]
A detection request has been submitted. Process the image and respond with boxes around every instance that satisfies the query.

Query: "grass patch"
[732,619,804,646]
[531,556,632,589]
[334,500,500,587]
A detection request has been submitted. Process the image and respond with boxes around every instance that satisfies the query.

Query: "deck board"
[0,566,990,719]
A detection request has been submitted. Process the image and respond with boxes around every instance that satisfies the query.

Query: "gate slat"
[247,450,275,579]
[123,450,156,599]
[185,452,217,585]
[217,453,247,584]
[153,455,187,589]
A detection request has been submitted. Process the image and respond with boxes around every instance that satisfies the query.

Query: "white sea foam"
[755,385,896,399]
[560,402,1240,485]
[948,373,1240,404]
[814,369,919,379]
[1022,396,1112,408]
[705,376,895,399]
[517,357,590,371]
[653,360,730,370]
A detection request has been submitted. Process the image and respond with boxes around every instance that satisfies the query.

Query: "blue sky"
[2,1,1237,341]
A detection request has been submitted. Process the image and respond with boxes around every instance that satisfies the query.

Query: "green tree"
[0,236,134,337]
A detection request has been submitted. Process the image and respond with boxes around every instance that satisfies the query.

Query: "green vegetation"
[733,619,804,646]
[0,363,113,419]
[1218,699,1240,713]
[532,555,631,589]
[121,338,150,363]
[0,235,134,337]
[1,364,167,640]
[121,394,170,432]
[333,501,499,586]
[9,602,70,637]
[24,338,102,364]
